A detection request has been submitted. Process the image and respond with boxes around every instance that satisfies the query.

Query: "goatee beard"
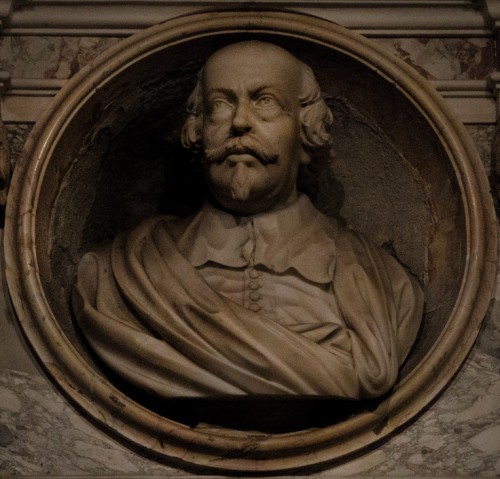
[229,162,254,201]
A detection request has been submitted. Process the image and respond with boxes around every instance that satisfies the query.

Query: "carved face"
[201,42,310,215]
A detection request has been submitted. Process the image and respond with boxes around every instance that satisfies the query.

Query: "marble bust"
[73,41,424,399]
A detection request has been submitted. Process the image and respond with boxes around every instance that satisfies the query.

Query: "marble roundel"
[4,10,497,473]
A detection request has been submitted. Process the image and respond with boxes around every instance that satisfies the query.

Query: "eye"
[208,98,233,121]
[210,98,232,112]
[255,95,279,109]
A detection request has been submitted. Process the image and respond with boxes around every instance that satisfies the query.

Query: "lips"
[225,152,259,163]
[218,146,259,164]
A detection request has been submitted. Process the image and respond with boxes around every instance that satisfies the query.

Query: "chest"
[197,264,345,327]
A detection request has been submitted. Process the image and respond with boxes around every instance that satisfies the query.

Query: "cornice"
[1,77,496,124]
[481,0,500,33]
[1,78,61,123]
[0,0,13,30]
[487,72,500,115]
[0,0,492,37]
[487,71,500,94]
[0,71,10,96]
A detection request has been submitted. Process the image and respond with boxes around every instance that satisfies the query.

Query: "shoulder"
[333,224,423,300]
[77,215,178,266]
[334,223,390,263]
[333,224,407,281]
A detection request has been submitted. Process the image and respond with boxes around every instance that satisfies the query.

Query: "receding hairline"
[202,40,303,78]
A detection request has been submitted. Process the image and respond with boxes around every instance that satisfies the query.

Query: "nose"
[231,101,253,136]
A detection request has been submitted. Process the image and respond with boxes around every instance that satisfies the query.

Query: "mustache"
[203,137,279,165]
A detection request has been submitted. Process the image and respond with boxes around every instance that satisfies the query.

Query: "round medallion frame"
[4,10,497,473]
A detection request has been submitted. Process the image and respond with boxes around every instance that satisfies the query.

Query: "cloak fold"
[74,214,423,399]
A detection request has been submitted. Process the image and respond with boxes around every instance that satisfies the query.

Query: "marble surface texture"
[376,38,496,80]
[0,128,498,475]
[0,24,499,476]
[0,36,495,83]
[0,36,121,79]
[465,125,495,176]
[0,315,499,476]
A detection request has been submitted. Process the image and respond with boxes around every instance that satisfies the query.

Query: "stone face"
[71,40,424,401]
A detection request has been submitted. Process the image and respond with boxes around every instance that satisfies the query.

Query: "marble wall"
[377,38,496,81]
[0,8,499,477]
[0,36,121,80]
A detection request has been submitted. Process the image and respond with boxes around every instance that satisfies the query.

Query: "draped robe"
[73,195,423,399]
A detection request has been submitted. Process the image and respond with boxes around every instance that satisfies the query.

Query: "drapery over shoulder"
[73,215,423,399]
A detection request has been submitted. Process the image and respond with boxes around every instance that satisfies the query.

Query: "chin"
[212,195,260,215]
[211,187,290,216]
[206,166,292,215]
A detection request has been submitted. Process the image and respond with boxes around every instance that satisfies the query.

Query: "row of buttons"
[247,268,262,312]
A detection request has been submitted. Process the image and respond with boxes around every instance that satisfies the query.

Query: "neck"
[210,190,299,217]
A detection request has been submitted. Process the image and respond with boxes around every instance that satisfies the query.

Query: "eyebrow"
[206,84,285,101]
[206,87,235,97]
[249,86,280,97]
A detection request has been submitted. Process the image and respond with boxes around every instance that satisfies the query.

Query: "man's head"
[181,41,333,215]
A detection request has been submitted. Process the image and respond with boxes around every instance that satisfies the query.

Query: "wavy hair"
[180,55,333,159]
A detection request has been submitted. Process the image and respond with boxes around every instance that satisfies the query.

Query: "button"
[249,269,260,279]
[249,281,260,290]
[249,303,261,312]
[249,291,260,301]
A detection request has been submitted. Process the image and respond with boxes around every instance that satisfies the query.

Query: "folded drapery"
[73,209,423,399]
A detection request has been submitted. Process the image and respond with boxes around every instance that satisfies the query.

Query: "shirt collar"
[167,194,339,284]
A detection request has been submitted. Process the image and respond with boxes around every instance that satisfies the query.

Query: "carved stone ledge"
[2,77,496,124]
[0,71,11,204]
[1,0,491,36]
[432,80,496,124]
[1,78,63,123]
[487,71,500,203]
[487,72,500,109]
[0,71,10,96]
[0,0,13,30]
[0,117,10,204]
[481,0,500,33]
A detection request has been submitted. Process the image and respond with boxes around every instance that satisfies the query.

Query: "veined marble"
[465,125,495,176]
[0,11,498,475]
[0,346,498,476]
[376,38,496,80]
[0,36,121,79]
[5,125,32,168]
[0,37,496,83]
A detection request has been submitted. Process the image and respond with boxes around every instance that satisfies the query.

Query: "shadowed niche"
[41,34,462,433]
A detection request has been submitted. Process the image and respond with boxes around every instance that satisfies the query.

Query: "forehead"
[202,43,301,94]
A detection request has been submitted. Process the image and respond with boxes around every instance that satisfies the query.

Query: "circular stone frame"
[4,10,497,473]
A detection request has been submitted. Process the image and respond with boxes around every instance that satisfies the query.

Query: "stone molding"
[0,0,493,37]
[2,77,495,124]
[433,79,497,124]
[488,72,500,110]
[481,0,500,32]
[1,78,62,123]
[0,0,13,30]
[0,71,10,96]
